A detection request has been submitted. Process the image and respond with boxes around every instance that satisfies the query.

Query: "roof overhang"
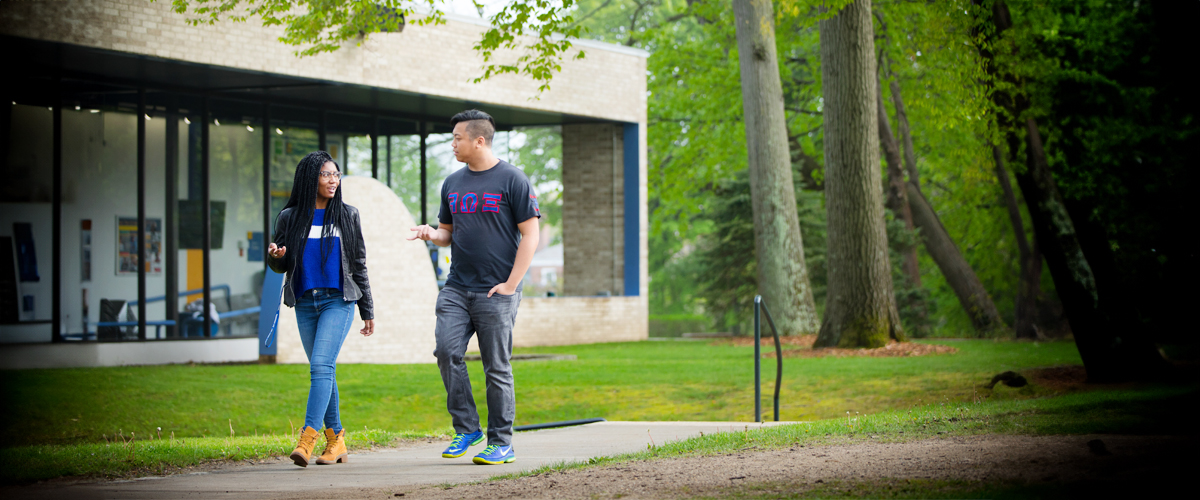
[1,35,609,134]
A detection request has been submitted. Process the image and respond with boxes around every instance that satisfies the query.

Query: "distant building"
[0,0,648,368]
[526,243,564,297]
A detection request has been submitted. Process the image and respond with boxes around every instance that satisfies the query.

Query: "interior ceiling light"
[246,125,254,132]
[75,106,81,111]
[90,109,100,114]
[184,117,191,124]
[214,119,221,126]
[145,114,152,120]
[275,128,283,135]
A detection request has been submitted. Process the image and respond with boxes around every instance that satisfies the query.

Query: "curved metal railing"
[753,295,783,422]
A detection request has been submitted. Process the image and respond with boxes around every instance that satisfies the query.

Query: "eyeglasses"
[319,171,341,180]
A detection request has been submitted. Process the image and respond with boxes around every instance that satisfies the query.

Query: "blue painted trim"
[622,123,640,296]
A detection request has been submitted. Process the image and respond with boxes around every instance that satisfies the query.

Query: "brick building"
[0,0,648,368]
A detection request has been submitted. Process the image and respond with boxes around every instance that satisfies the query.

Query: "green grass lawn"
[1,338,1091,483]
[3,339,1081,448]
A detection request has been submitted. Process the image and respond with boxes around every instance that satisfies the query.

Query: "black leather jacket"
[267,205,374,320]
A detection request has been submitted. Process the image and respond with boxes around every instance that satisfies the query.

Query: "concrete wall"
[0,337,256,369]
[0,0,648,124]
[512,296,647,347]
[562,123,625,297]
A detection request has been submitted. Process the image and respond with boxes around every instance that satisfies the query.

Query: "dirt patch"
[715,335,820,347]
[716,336,958,358]
[389,434,1192,499]
[1024,365,1089,392]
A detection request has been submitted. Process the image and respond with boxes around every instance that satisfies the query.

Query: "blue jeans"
[433,286,521,446]
[295,288,355,432]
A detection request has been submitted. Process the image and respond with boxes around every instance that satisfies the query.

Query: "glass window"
[205,99,265,337]
[0,104,55,342]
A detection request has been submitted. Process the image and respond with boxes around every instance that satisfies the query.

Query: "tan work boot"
[316,428,349,465]
[290,426,320,467]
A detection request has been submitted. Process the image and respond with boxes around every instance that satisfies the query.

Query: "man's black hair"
[450,109,496,146]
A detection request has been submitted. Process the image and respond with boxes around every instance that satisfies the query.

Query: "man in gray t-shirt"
[409,110,539,465]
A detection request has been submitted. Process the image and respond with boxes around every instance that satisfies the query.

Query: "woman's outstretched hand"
[360,319,375,337]
[267,243,287,259]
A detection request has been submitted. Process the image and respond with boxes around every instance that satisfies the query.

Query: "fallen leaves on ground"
[713,335,958,358]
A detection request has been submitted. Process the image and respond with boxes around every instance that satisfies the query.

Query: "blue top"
[294,209,342,296]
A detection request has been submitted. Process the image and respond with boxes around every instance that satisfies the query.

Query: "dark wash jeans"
[433,286,521,447]
[295,288,355,432]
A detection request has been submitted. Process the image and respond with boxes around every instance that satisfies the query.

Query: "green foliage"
[505,126,564,242]
[1016,0,1196,337]
[168,0,440,55]
[474,0,586,93]
[692,171,827,333]
[166,0,584,92]
[648,313,711,337]
[884,210,932,336]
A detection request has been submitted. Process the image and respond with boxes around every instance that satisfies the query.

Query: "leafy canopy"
[167,0,586,92]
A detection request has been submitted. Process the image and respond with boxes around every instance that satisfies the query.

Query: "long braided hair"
[274,151,356,273]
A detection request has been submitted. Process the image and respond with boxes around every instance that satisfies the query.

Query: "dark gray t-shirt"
[438,160,541,292]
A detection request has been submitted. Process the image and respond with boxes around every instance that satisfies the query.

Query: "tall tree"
[876,79,1004,336]
[814,0,903,348]
[731,0,820,335]
[875,81,920,288]
[991,146,1042,339]
[976,0,1165,381]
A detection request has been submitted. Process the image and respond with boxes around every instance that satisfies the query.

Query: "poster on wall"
[116,217,163,275]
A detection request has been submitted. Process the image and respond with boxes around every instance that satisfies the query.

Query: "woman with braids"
[267,151,375,467]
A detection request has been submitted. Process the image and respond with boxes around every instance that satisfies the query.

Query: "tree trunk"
[878,78,1002,335]
[992,145,1042,339]
[876,85,920,287]
[1018,119,1164,380]
[888,79,921,190]
[731,0,820,335]
[814,0,903,348]
[905,182,1006,335]
[978,0,1166,381]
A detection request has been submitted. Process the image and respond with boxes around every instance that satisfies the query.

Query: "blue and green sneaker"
[472,445,515,465]
[441,431,484,458]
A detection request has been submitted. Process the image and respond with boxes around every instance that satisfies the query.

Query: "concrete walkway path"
[12,421,792,500]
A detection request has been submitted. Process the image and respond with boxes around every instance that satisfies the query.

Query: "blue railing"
[78,285,258,340]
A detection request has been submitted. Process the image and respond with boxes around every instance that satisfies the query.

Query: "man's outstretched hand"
[408,225,437,241]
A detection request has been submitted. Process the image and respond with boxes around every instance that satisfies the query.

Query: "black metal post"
[762,300,783,422]
[371,116,379,179]
[318,109,327,152]
[385,135,392,188]
[753,295,783,422]
[201,98,212,338]
[419,122,427,224]
[754,295,762,423]
[164,95,178,338]
[136,89,147,340]
[262,104,271,268]
[51,101,62,342]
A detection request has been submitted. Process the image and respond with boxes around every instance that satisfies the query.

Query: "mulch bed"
[1023,365,1089,391]
[713,335,958,358]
